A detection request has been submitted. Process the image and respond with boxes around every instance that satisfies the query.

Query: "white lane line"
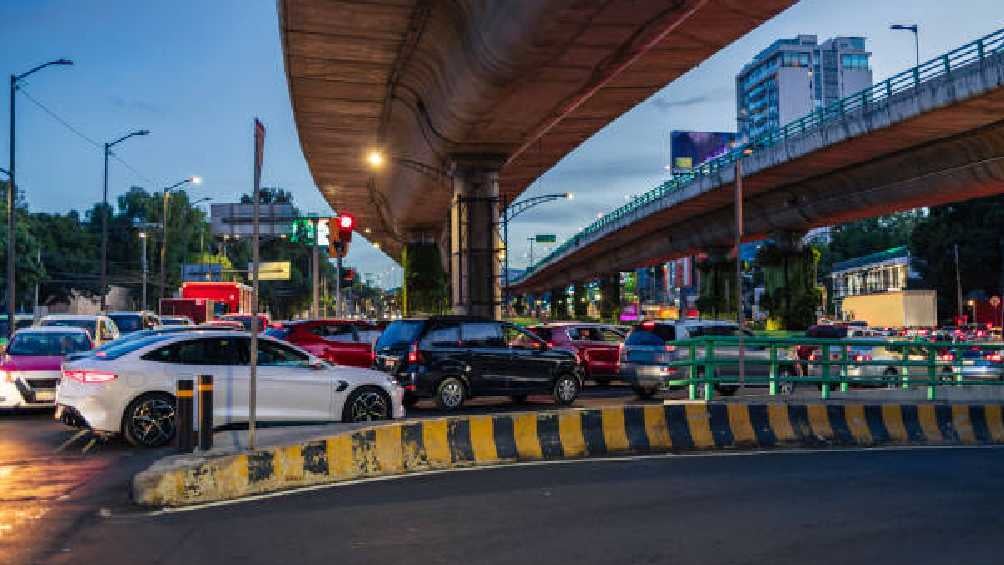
[143,444,1004,517]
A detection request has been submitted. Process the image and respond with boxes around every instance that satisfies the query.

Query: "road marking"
[144,444,1004,517]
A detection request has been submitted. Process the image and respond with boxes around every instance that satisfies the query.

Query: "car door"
[459,322,511,395]
[249,338,333,422]
[505,324,556,393]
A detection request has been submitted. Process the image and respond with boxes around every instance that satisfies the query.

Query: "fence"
[657,336,1004,402]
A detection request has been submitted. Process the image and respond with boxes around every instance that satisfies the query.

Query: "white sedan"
[56,331,405,447]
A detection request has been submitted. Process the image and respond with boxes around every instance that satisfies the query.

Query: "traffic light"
[340,267,356,288]
[327,217,347,258]
[338,213,354,243]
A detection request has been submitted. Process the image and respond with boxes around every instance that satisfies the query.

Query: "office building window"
[841,53,869,70]
[782,52,810,67]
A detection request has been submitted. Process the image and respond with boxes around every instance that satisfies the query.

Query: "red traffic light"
[339,214,354,230]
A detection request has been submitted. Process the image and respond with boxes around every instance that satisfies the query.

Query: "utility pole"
[140,232,148,311]
[335,256,342,318]
[735,156,745,387]
[955,243,963,322]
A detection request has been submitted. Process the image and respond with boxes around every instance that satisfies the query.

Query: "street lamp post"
[7,59,73,336]
[502,192,572,314]
[139,232,148,310]
[734,145,753,388]
[191,197,213,253]
[890,24,920,67]
[101,130,150,310]
[158,176,202,309]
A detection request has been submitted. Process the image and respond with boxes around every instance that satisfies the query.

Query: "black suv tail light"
[407,343,422,364]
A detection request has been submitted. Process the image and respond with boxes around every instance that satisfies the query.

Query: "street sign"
[248,261,290,281]
[535,234,557,243]
[210,203,297,238]
[181,263,223,282]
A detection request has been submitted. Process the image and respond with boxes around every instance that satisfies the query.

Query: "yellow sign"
[249,261,291,281]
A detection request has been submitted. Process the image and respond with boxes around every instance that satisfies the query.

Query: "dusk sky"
[2,1,1002,288]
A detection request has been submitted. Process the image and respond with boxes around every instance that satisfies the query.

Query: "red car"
[0,327,93,409]
[529,323,625,384]
[267,319,381,368]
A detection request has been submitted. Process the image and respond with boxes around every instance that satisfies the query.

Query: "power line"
[17,86,155,185]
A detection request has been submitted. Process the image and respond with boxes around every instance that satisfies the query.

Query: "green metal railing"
[655,336,1004,402]
[515,26,1004,283]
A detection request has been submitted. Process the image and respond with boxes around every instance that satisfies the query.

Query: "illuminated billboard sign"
[670,131,736,175]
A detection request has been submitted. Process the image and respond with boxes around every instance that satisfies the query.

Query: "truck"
[159,298,216,324]
[179,281,253,316]
[840,290,937,328]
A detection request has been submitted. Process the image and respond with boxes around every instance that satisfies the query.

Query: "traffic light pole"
[335,256,342,318]
[310,217,320,318]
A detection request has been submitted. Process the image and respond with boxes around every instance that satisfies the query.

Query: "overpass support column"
[573,282,588,319]
[696,247,736,319]
[599,274,621,322]
[402,233,448,316]
[449,155,504,319]
[550,286,568,320]
[759,230,819,330]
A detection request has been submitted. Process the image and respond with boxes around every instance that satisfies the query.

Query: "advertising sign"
[670,131,736,175]
[248,261,291,281]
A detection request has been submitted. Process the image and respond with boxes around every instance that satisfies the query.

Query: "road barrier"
[198,375,214,451]
[133,401,1004,507]
[175,379,194,453]
[656,336,1004,401]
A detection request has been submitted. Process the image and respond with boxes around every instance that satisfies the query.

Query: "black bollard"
[176,379,194,452]
[198,374,214,451]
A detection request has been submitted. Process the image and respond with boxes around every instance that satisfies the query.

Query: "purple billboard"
[670,131,736,175]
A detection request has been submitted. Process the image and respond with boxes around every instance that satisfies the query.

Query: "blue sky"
[2,0,1001,287]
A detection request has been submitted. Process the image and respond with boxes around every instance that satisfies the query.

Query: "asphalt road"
[34,447,1004,565]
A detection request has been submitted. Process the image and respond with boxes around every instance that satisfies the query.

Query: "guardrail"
[657,336,1004,402]
[515,26,1004,283]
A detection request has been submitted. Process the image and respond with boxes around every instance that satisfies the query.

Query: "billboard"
[670,131,736,175]
[210,203,298,238]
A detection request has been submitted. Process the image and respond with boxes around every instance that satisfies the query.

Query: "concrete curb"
[133,402,1004,507]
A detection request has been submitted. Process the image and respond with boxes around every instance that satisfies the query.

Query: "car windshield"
[42,319,97,335]
[7,332,91,356]
[161,317,190,326]
[265,326,290,340]
[108,314,143,332]
[93,334,175,361]
[375,320,423,349]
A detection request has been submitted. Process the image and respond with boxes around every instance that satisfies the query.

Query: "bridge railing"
[654,336,1004,402]
[515,26,1004,283]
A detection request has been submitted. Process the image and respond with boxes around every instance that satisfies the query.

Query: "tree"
[0,180,46,311]
[818,212,918,275]
[909,195,1004,322]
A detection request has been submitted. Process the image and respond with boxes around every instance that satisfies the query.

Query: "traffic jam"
[4,288,1004,449]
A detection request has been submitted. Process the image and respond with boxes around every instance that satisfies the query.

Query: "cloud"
[650,85,733,111]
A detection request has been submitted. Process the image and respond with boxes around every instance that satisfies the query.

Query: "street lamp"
[890,24,920,67]
[138,231,148,311]
[159,176,202,308]
[100,129,150,309]
[8,58,73,336]
[191,196,213,253]
[734,143,754,388]
[502,192,573,314]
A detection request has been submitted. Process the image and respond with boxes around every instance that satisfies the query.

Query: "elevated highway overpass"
[279,0,796,315]
[511,28,1004,295]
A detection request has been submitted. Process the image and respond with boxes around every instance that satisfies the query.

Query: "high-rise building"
[736,35,872,139]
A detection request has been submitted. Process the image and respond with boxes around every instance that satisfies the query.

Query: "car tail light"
[407,344,421,364]
[937,354,955,362]
[986,353,1003,362]
[808,353,819,361]
[63,369,118,384]
[853,354,872,362]
[547,342,555,348]
[664,345,676,352]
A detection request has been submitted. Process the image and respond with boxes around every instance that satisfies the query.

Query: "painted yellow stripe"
[216,453,250,499]
[513,413,543,459]
[468,415,498,463]
[326,434,356,480]
[916,405,942,442]
[684,404,715,448]
[197,385,213,392]
[951,405,976,445]
[643,405,672,449]
[726,404,756,446]
[881,405,909,443]
[374,424,404,473]
[843,404,872,445]
[601,407,630,452]
[558,412,587,457]
[767,404,796,442]
[176,390,193,398]
[421,419,452,467]
[273,445,304,482]
[806,405,833,440]
[985,405,1004,442]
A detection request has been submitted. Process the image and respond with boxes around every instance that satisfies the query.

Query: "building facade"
[830,246,918,318]
[737,35,872,139]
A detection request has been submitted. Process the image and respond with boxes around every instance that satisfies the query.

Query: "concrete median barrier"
[133,402,1004,507]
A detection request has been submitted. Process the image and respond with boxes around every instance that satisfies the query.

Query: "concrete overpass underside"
[279,0,794,258]
[512,48,1004,293]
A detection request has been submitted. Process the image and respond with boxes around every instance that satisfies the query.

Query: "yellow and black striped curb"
[133,402,1004,506]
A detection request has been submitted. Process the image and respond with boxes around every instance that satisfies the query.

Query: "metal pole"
[100,143,110,310]
[141,234,148,311]
[955,243,963,322]
[914,29,920,68]
[249,185,259,451]
[160,189,170,308]
[735,158,745,386]
[335,256,342,317]
[503,212,509,317]
[7,74,17,337]
[311,218,319,318]
[33,247,39,316]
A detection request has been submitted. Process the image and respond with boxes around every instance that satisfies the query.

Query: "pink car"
[0,327,93,409]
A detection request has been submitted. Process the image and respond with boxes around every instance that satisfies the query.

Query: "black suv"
[373,316,581,411]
